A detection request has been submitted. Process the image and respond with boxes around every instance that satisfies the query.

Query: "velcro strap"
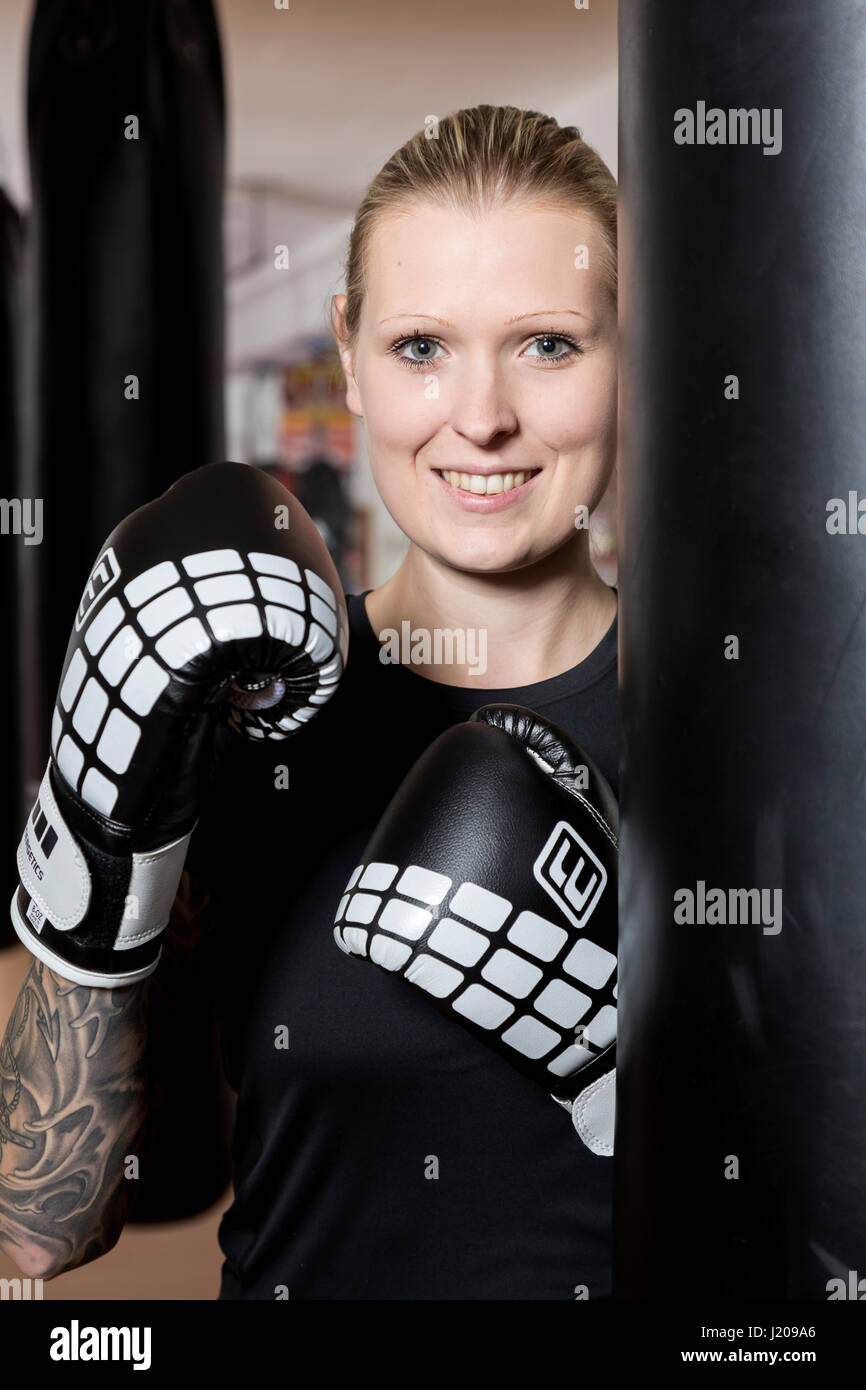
[17,764,91,930]
[115,833,194,947]
[17,763,194,944]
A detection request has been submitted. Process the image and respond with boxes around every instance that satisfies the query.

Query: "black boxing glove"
[12,462,348,988]
[333,704,617,1154]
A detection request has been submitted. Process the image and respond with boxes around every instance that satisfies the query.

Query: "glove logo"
[533,820,607,930]
[75,546,120,631]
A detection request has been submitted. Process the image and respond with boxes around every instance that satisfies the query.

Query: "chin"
[434,543,538,576]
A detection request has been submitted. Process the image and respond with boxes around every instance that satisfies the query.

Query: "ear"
[330,294,363,417]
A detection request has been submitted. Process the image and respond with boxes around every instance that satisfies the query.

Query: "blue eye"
[387,334,446,371]
[386,330,585,372]
[524,334,584,365]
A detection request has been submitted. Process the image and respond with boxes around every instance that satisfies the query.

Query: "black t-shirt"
[188,588,620,1300]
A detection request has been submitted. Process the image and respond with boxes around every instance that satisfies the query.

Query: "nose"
[447,355,519,447]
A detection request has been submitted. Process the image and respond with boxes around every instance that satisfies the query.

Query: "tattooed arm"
[0,957,149,1278]
[0,866,230,1278]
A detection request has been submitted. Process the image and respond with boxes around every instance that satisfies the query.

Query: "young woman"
[0,105,620,1301]
[197,104,621,1300]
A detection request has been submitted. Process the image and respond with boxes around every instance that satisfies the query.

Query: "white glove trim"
[116,832,193,947]
[570,1068,616,1157]
[9,894,164,989]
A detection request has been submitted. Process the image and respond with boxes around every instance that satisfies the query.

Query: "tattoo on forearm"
[0,960,150,1274]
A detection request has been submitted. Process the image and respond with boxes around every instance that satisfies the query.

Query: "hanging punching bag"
[616,0,866,1298]
[20,0,230,1221]
[23,0,226,804]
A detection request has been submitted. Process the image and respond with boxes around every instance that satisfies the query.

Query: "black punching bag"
[21,0,230,1221]
[0,190,26,948]
[24,0,226,806]
[616,1,866,1298]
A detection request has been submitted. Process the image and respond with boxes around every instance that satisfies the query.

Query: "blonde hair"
[334,104,617,354]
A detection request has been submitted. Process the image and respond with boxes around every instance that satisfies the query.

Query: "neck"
[364,533,617,687]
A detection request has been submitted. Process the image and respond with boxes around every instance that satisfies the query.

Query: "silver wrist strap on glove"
[553,1063,616,1156]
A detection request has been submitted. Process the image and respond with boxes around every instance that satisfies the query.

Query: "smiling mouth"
[435,469,540,496]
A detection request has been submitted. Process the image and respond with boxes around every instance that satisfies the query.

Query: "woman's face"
[337,199,617,574]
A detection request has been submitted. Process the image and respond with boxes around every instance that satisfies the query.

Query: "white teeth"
[439,469,537,496]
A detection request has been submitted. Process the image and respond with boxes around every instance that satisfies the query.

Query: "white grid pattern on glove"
[53,547,344,817]
[334,858,616,1077]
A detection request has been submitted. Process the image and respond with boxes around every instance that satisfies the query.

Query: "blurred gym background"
[0,0,617,1298]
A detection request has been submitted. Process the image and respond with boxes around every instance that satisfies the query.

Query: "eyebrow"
[376,309,591,328]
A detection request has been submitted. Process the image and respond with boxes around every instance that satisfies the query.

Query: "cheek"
[366,419,430,524]
[363,364,441,451]
[524,365,616,450]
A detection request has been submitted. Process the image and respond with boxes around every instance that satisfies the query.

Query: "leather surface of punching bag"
[19,0,231,1220]
[24,0,226,806]
[616,1,866,1297]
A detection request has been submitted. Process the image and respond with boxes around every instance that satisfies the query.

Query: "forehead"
[363,201,608,317]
